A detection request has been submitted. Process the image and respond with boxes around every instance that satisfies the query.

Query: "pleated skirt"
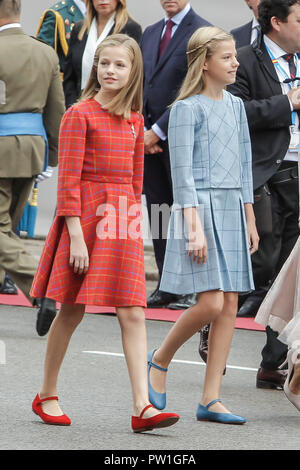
[160,188,254,295]
[30,180,146,307]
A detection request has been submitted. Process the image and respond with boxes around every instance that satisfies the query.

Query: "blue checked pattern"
[160,91,254,295]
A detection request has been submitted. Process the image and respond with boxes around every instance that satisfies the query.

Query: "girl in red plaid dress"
[30,34,179,432]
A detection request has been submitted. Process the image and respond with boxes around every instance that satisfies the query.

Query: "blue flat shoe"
[196,399,246,425]
[147,349,167,410]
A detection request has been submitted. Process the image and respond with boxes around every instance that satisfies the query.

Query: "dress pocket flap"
[193,167,207,181]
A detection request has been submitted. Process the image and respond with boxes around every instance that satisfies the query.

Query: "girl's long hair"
[80,34,143,119]
[78,0,134,40]
[173,26,234,105]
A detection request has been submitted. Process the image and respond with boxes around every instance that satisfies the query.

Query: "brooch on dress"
[129,123,136,139]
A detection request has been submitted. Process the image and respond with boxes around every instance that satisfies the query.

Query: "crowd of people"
[0,0,299,434]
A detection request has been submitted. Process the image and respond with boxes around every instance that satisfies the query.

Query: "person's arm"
[63,24,81,108]
[132,115,144,205]
[144,127,163,154]
[56,106,89,273]
[43,54,65,167]
[169,101,207,264]
[56,106,86,216]
[237,99,259,255]
[239,99,253,205]
[244,203,259,255]
[65,216,89,274]
[182,206,207,264]
[36,10,57,49]
[155,108,171,136]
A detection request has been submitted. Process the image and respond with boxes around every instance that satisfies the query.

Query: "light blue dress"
[160,90,255,294]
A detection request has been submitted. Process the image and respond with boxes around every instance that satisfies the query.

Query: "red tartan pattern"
[30,99,146,307]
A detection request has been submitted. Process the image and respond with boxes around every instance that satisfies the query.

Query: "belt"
[269,165,298,184]
[0,112,48,170]
[81,174,132,184]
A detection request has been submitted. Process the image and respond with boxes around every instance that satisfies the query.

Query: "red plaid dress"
[30,99,146,307]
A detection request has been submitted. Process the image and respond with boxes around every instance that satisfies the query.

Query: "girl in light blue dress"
[147,26,259,424]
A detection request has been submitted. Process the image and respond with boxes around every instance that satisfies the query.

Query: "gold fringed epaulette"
[36,9,69,57]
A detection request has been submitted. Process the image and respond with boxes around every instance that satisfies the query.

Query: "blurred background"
[20,0,253,238]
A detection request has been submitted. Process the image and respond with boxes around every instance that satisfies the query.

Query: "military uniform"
[36,0,85,73]
[0,26,65,301]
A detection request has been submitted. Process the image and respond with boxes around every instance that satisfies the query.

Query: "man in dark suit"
[228,0,300,389]
[231,1,269,320]
[198,1,263,364]
[231,0,261,48]
[141,0,210,309]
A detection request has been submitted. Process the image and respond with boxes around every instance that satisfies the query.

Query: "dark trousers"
[259,162,299,369]
[143,141,173,278]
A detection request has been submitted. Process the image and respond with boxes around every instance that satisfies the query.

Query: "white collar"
[0,23,21,32]
[73,0,86,16]
[164,3,191,25]
[252,17,259,29]
[264,34,290,60]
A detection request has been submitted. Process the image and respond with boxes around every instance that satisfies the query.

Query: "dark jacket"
[63,18,142,108]
[140,8,210,136]
[230,21,252,49]
[227,37,292,190]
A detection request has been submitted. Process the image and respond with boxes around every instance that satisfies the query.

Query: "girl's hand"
[188,230,207,264]
[69,235,89,275]
[65,217,89,275]
[183,207,207,264]
[244,203,259,255]
[247,220,259,255]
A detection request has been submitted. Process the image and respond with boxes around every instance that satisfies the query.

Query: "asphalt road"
[0,303,299,452]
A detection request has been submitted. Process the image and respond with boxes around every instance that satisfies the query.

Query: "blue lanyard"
[265,42,299,125]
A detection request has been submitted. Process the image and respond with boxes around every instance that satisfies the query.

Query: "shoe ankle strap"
[148,361,168,372]
[37,395,58,405]
[206,399,221,409]
[139,404,154,418]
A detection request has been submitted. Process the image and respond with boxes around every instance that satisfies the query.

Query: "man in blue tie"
[141,1,210,309]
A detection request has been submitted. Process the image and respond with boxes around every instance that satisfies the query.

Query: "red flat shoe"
[32,394,71,426]
[131,404,179,433]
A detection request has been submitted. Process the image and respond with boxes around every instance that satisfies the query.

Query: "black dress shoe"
[238,293,249,310]
[237,295,263,318]
[198,324,210,363]
[0,275,18,295]
[167,293,198,310]
[147,288,179,308]
[198,325,226,375]
[256,367,288,390]
[36,297,57,336]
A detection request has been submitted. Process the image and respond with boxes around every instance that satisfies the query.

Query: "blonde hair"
[174,26,234,104]
[80,34,143,119]
[78,0,134,40]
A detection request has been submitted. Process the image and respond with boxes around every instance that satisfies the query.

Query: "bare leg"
[116,306,161,417]
[150,290,224,394]
[201,292,238,413]
[39,303,85,415]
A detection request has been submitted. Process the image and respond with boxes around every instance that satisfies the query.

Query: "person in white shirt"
[229,0,300,390]
[141,1,211,310]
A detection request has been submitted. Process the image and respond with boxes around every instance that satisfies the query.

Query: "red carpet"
[0,290,265,331]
